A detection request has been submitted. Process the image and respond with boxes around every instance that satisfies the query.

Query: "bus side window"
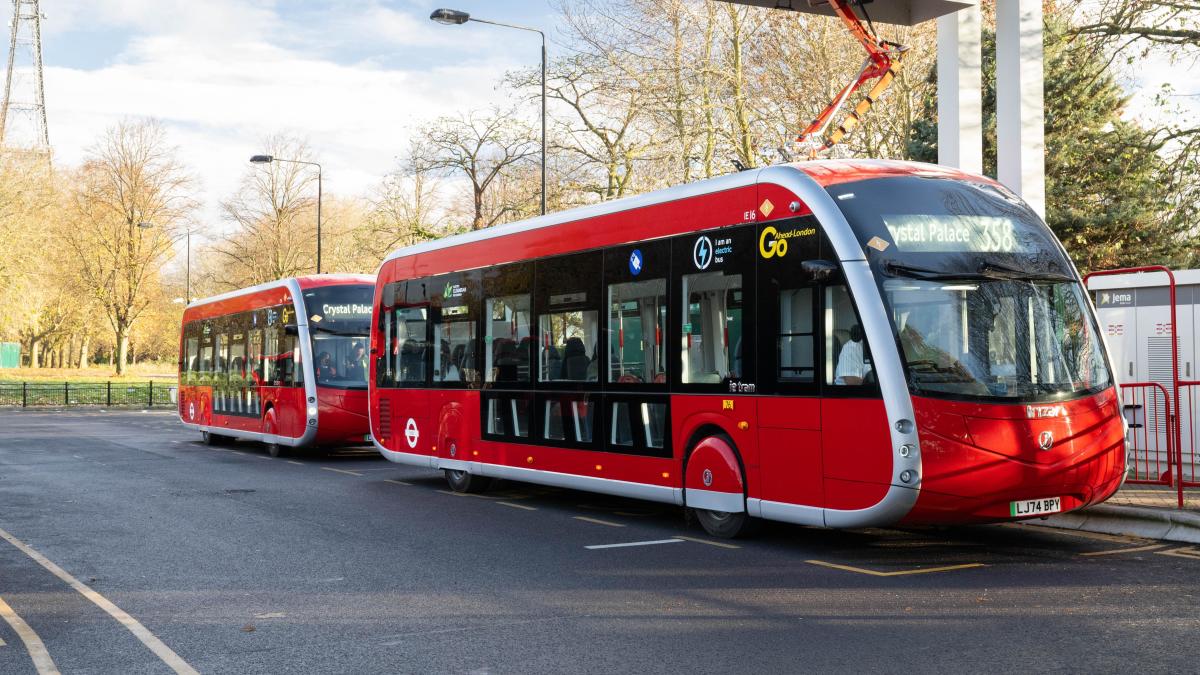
[778,287,815,383]
[608,278,667,385]
[183,328,199,384]
[826,284,873,386]
[681,272,744,384]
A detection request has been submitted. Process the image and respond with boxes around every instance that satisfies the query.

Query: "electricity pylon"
[1,0,49,157]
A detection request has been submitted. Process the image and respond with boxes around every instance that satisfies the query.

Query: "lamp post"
[431,8,546,216]
[250,154,324,273]
[140,222,192,305]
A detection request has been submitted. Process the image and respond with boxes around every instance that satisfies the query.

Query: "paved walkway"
[1044,484,1200,544]
[1107,484,1200,511]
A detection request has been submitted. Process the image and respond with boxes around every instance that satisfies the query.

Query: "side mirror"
[802,259,838,281]
[283,324,300,336]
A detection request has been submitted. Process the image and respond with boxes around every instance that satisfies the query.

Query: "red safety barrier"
[1120,382,1175,486]
[1087,266,1186,508]
[1172,381,1200,490]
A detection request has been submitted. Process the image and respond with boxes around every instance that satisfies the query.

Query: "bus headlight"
[307,406,318,416]
[900,470,915,484]
[899,444,913,458]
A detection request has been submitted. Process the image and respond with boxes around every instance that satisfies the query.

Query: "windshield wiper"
[978,261,1072,282]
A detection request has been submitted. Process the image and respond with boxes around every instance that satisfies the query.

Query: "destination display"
[882,214,1026,253]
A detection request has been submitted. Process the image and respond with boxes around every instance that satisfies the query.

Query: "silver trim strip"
[685,488,745,513]
[748,498,826,527]
[762,166,922,527]
[371,435,685,506]
[179,420,310,447]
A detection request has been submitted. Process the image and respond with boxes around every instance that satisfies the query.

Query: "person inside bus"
[317,351,337,382]
[834,324,872,385]
[344,342,367,382]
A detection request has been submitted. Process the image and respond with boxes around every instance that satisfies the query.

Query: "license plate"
[1010,497,1062,517]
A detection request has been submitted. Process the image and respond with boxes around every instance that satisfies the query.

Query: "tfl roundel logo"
[629,249,643,276]
[693,236,713,270]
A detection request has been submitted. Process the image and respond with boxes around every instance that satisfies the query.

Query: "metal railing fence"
[0,381,175,408]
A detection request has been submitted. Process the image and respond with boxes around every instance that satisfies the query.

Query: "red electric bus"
[368,160,1126,537]
[179,275,376,456]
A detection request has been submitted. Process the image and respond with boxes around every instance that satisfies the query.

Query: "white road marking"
[0,596,58,674]
[321,467,363,477]
[573,516,625,528]
[497,502,537,511]
[585,539,685,550]
[384,479,412,486]
[0,526,199,675]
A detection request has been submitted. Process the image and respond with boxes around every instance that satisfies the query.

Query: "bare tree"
[214,135,319,288]
[63,119,195,375]
[418,108,539,230]
[366,142,451,256]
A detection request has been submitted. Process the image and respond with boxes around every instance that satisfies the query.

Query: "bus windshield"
[303,285,374,389]
[829,176,1111,401]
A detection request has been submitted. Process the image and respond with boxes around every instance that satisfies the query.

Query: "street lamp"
[140,222,192,305]
[430,8,547,216]
[250,154,324,274]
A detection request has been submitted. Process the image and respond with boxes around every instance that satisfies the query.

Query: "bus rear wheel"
[444,469,491,494]
[265,441,287,458]
[694,508,753,539]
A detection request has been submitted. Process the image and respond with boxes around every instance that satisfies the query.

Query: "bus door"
[755,217,824,507]
[822,276,891,511]
[603,241,673,463]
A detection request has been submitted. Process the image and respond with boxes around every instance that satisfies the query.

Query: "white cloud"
[40,1,530,232]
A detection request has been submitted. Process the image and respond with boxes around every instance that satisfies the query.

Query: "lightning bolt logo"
[693,236,713,270]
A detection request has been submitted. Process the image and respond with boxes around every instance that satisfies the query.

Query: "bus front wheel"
[444,469,491,494]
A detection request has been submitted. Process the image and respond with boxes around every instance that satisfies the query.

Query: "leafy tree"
[909,9,1193,272]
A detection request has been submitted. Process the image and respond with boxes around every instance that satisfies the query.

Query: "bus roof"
[379,159,991,269]
[185,274,375,312]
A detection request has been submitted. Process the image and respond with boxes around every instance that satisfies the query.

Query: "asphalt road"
[0,409,1197,674]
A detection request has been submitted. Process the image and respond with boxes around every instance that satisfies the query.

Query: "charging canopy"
[715,0,977,26]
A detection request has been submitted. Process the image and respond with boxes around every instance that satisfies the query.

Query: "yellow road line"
[384,479,412,486]
[675,535,741,550]
[321,467,363,477]
[0,595,59,674]
[806,559,986,577]
[1156,546,1200,560]
[0,636,6,646]
[497,501,537,511]
[1081,544,1167,557]
[573,516,625,528]
[0,526,198,675]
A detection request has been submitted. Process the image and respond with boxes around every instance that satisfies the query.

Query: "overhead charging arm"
[796,0,907,158]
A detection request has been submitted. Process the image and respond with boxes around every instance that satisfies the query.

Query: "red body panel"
[685,435,745,494]
[905,387,1126,524]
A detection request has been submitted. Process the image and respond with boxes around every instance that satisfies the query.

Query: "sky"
[11,0,1196,238]
[32,0,557,231]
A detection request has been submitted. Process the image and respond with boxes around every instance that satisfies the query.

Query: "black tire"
[265,441,287,458]
[694,508,753,539]
[201,431,227,446]
[444,469,491,494]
